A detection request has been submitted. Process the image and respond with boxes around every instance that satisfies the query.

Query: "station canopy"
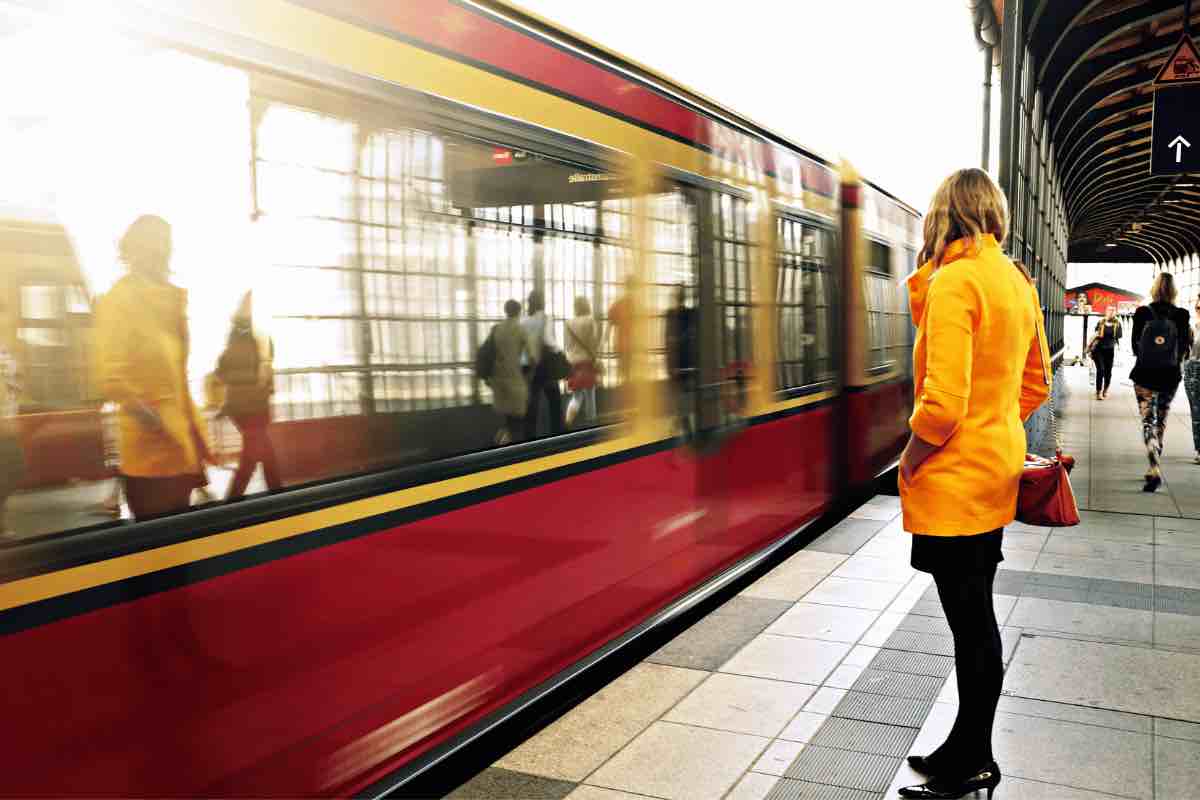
[987,1,1200,264]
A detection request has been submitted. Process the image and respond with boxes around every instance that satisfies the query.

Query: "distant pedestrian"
[1088,305,1122,400]
[897,168,1050,800]
[1130,272,1191,491]
[564,296,600,427]
[522,290,565,439]
[1185,296,1200,465]
[216,291,282,500]
[486,299,529,445]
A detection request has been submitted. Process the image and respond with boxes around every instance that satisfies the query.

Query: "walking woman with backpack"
[1131,273,1192,491]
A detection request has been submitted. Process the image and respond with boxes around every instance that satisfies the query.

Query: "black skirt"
[911,529,1004,574]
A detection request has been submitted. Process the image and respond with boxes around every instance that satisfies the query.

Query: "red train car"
[0,0,919,795]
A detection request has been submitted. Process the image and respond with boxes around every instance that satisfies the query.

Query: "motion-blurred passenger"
[1088,305,1122,399]
[897,169,1050,800]
[216,291,281,500]
[564,295,600,427]
[94,215,211,520]
[522,290,564,438]
[607,277,634,386]
[665,284,697,439]
[1130,272,1191,491]
[0,305,25,538]
[489,299,529,445]
[1184,297,1200,465]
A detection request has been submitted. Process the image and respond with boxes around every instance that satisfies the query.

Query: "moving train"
[0,0,919,795]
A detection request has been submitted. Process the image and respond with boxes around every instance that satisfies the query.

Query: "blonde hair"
[118,214,171,270]
[1151,272,1177,304]
[918,168,1009,270]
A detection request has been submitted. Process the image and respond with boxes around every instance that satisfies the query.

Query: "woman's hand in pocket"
[900,434,938,484]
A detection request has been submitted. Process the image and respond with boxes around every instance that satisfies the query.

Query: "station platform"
[449,364,1200,799]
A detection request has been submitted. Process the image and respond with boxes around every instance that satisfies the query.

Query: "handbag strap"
[566,319,597,362]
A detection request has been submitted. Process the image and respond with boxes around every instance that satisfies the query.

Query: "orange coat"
[899,234,1051,536]
[94,274,210,478]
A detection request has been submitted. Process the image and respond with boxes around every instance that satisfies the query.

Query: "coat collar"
[903,234,1000,321]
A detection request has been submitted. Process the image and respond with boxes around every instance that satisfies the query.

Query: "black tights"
[1093,347,1114,393]
[929,562,1003,772]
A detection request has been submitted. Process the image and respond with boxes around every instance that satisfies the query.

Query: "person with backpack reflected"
[1131,272,1193,492]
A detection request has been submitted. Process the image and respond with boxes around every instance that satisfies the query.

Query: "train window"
[863,239,908,371]
[713,193,752,379]
[0,24,642,541]
[776,217,833,391]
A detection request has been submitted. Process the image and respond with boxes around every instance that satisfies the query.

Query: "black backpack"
[1138,305,1178,370]
[475,328,497,380]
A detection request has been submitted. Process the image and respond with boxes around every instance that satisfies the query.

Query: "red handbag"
[1015,283,1079,527]
[1017,452,1079,526]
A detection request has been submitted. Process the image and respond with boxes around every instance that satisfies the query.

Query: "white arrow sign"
[1169,134,1192,163]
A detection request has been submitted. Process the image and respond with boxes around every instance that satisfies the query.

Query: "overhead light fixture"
[1105,243,1118,247]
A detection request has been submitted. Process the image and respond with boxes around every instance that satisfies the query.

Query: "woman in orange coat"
[94,215,212,520]
[896,169,1050,800]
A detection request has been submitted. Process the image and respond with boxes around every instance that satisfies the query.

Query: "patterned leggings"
[1184,361,1200,453]
[1135,383,1178,475]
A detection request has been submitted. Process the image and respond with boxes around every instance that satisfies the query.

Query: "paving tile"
[999,548,1039,572]
[993,711,1152,798]
[648,597,794,671]
[896,613,951,637]
[850,668,943,700]
[883,629,955,657]
[859,612,906,647]
[871,649,955,678]
[752,739,805,776]
[995,695,1151,733]
[843,644,880,667]
[1022,584,1091,604]
[1158,562,1200,590]
[807,519,890,555]
[1024,572,1093,590]
[832,690,934,727]
[1155,717,1200,742]
[664,673,816,738]
[1079,511,1155,528]
[824,663,867,690]
[447,768,576,799]
[1155,736,1200,800]
[782,744,900,792]
[804,576,903,611]
[1003,530,1048,552]
[1054,523,1155,545]
[831,554,913,584]
[804,687,847,715]
[995,594,1019,624]
[565,787,647,800]
[1088,591,1154,611]
[1155,543,1200,565]
[741,552,849,601]
[1155,611,1200,650]
[724,771,778,800]
[1001,626,1023,665]
[1007,597,1153,643]
[764,602,879,644]
[1090,578,1154,595]
[809,716,919,757]
[1033,552,1153,583]
[1004,635,1200,721]
[587,721,768,800]
[906,599,947,619]
[720,634,851,685]
[1155,516,1200,533]
[764,779,878,800]
[496,664,706,781]
[779,710,828,743]
[849,504,897,521]
[1042,534,1155,563]
[991,776,1145,799]
[1156,529,1200,548]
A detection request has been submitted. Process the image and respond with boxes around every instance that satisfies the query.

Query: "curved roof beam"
[1070,167,1174,221]
[1046,1,1184,122]
[1062,135,1151,201]
[1076,216,1200,258]
[1060,123,1152,194]
[1057,89,1153,165]
[1071,179,1200,228]
[1051,58,1161,145]
[1058,96,1153,170]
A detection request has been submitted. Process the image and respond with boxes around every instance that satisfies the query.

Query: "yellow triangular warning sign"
[1155,34,1200,85]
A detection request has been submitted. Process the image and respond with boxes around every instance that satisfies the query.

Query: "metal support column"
[997,0,1021,209]
[982,45,993,171]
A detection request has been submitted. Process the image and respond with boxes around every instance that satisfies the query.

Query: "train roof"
[478,1,921,217]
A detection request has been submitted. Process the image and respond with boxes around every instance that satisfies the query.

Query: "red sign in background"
[1064,286,1141,312]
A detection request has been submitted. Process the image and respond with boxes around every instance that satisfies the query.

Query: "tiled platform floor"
[450,368,1200,799]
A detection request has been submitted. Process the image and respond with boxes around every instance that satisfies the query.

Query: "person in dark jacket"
[216,291,282,500]
[1130,272,1192,492]
[1088,306,1122,400]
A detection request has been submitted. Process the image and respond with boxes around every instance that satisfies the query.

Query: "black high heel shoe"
[898,762,1001,799]
[906,754,940,775]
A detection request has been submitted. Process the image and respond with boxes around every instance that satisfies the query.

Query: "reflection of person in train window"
[94,215,212,520]
[216,291,282,500]
[0,300,26,538]
[665,284,696,438]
